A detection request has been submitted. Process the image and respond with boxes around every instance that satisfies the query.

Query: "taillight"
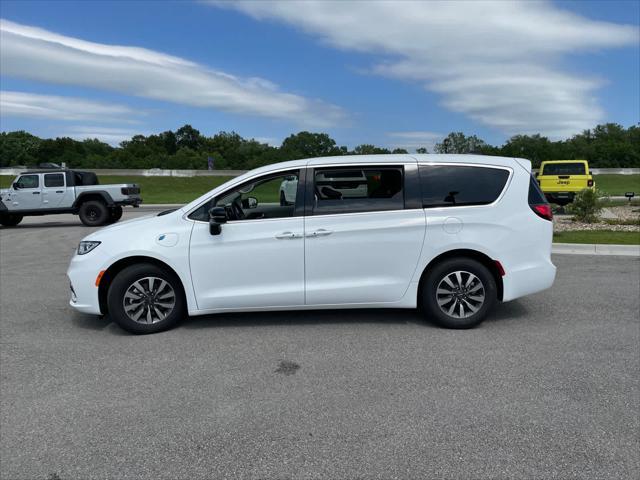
[531,204,553,221]
[587,179,594,187]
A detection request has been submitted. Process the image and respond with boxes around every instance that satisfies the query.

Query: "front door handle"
[275,231,302,240]
[307,228,333,237]
[32,191,40,194]
[56,190,64,193]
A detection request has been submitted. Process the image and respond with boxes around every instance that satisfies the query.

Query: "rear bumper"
[117,196,142,207]
[502,257,556,302]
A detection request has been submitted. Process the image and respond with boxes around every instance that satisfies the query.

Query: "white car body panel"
[67,154,556,320]
[305,209,426,305]
[189,216,305,311]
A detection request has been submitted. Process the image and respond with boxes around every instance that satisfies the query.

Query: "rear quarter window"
[419,165,510,208]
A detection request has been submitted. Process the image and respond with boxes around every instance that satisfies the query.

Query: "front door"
[304,165,426,306]
[10,174,42,210]
[188,169,306,311]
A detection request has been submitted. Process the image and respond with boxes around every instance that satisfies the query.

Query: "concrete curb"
[552,243,640,256]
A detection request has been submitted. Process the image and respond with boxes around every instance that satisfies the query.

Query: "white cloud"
[209,0,639,138]
[387,131,443,152]
[0,90,142,122]
[62,126,140,146]
[0,19,345,128]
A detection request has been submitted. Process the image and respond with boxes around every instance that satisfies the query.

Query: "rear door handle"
[32,192,40,194]
[56,190,64,193]
[275,231,302,240]
[307,228,333,237]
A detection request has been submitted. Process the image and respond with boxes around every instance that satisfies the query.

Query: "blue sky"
[0,0,638,151]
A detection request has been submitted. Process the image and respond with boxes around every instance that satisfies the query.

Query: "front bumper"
[67,247,111,315]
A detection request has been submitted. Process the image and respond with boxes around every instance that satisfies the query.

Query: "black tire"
[107,263,186,334]
[108,206,123,223]
[0,213,23,227]
[79,200,109,226]
[420,258,496,329]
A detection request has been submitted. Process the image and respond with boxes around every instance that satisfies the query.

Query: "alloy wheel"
[436,270,485,319]
[122,276,176,324]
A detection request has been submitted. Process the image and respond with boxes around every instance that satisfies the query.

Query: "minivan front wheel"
[107,263,186,334]
[421,258,496,329]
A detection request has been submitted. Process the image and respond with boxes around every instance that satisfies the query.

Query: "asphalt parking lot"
[1,210,639,480]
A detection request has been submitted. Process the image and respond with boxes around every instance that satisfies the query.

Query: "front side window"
[189,170,300,222]
[16,174,39,189]
[44,173,65,188]
[419,165,510,208]
[313,166,404,215]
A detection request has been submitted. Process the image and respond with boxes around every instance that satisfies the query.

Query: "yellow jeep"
[537,160,594,205]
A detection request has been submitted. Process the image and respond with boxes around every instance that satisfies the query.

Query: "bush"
[567,188,607,223]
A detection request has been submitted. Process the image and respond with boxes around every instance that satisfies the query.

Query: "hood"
[81,208,185,242]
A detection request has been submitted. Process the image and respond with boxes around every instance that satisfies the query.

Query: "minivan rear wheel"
[107,263,186,334]
[421,258,496,329]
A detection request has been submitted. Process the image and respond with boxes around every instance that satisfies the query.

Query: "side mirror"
[242,197,258,209]
[208,206,227,235]
[534,172,539,178]
[12,182,20,190]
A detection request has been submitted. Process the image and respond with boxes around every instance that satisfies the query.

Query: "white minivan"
[67,154,556,334]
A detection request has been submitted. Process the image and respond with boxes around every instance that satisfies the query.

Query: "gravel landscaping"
[554,205,640,232]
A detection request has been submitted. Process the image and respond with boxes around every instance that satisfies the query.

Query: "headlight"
[77,241,101,255]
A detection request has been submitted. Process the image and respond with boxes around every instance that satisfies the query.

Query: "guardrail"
[1,167,638,177]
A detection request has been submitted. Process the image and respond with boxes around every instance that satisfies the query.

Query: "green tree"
[353,144,391,155]
[0,131,42,167]
[280,131,341,160]
[175,124,202,151]
[434,132,487,154]
[500,134,555,168]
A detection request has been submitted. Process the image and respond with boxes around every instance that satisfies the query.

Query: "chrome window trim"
[304,208,417,220]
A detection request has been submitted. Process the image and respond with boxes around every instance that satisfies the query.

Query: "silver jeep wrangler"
[0,169,141,227]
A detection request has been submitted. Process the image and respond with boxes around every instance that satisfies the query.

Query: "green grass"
[553,230,640,245]
[593,174,640,196]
